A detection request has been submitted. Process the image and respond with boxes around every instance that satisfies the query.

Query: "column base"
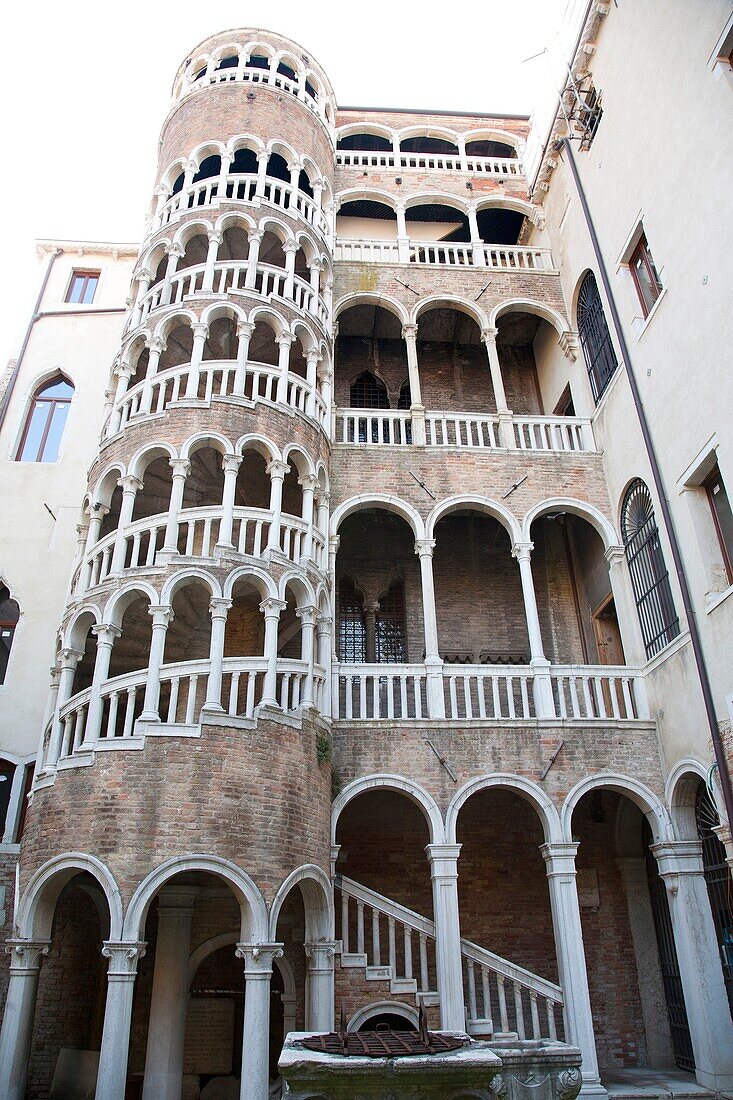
[579,1082,608,1098]
[138,711,161,724]
[200,703,225,716]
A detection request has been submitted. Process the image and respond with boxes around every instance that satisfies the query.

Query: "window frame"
[576,270,618,403]
[621,479,680,659]
[65,269,100,305]
[14,375,74,464]
[704,464,733,585]
[629,235,662,319]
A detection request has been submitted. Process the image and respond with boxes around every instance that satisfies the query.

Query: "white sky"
[1,0,579,369]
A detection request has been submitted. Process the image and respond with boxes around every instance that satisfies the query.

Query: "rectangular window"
[66,270,100,305]
[629,235,662,318]
[705,465,733,584]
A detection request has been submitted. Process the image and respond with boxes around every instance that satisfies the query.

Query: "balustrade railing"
[425,412,500,448]
[54,657,324,762]
[335,410,412,445]
[154,172,330,237]
[332,662,647,722]
[181,66,328,125]
[512,416,594,452]
[335,875,563,1038]
[333,239,555,271]
[335,151,524,176]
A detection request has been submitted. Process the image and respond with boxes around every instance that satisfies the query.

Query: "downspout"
[563,136,733,833]
[0,247,63,435]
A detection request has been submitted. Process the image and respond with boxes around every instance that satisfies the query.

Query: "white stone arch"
[171,217,215,251]
[136,239,171,280]
[278,570,317,608]
[223,566,277,602]
[410,294,488,330]
[246,304,290,338]
[329,495,425,540]
[522,497,619,551]
[242,40,276,64]
[213,209,257,237]
[63,604,103,650]
[160,157,188,194]
[334,187,399,214]
[403,190,468,216]
[272,48,304,81]
[666,758,715,840]
[426,495,522,544]
[269,864,334,941]
[226,132,267,160]
[336,121,395,145]
[291,318,320,357]
[91,461,127,507]
[331,774,445,846]
[300,154,324,186]
[489,298,569,336]
[446,774,562,845]
[334,292,409,327]
[347,1001,420,1032]
[104,582,160,630]
[189,140,226,170]
[463,127,523,153]
[209,41,241,65]
[160,567,222,605]
[282,443,315,479]
[152,308,198,345]
[473,194,540,225]
[199,300,248,328]
[315,460,329,493]
[561,773,671,845]
[128,441,178,482]
[257,215,295,248]
[179,431,235,461]
[396,125,460,148]
[266,138,300,168]
[122,855,269,943]
[16,852,123,941]
[293,228,320,265]
[235,433,281,464]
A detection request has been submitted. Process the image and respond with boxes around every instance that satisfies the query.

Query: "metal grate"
[338,578,366,663]
[376,581,406,663]
[696,783,733,1017]
[577,271,618,402]
[621,480,680,658]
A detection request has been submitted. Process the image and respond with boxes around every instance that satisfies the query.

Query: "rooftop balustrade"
[335,150,524,176]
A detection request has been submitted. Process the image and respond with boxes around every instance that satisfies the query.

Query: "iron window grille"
[695,783,733,1017]
[337,578,366,662]
[621,479,680,658]
[375,581,406,663]
[349,372,391,443]
[577,272,618,402]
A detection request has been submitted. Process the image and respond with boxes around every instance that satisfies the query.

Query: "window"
[0,585,20,685]
[375,581,406,662]
[350,371,390,409]
[16,375,74,463]
[577,271,618,402]
[338,578,366,662]
[695,782,733,1015]
[704,464,733,584]
[621,479,680,658]
[629,235,662,318]
[66,270,99,305]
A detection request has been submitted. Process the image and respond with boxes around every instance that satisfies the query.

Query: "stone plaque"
[577,869,600,908]
[183,997,235,1075]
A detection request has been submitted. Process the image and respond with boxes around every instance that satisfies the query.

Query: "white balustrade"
[334,665,428,720]
[333,239,401,263]
[335,151,524,177]
[332,410,594,452]
[335,874,563,1039]
[513,416,594,452]
[154,173,329,237]
[181,66,327,124]
[443,665,534,721]
[333,239,555,272]
[550,665,647,721]
[335,410,412,445]
[411,242,474,266]
[425,412,500,448]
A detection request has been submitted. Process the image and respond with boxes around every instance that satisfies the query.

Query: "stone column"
[217,454,243,550]
[142,888,198,1100]
[396,204,410,262]
[161,459,191,555]
[0,940,50,1100]
[304,942,337,1031]
[616,857,674,1066]
[140,337,165,415]
[96,941,146,1100]
[255,153,268,197]
[108,365,135,436]
[312,179,324,211]
[512,542,555,719]
[296,605,317,709]
[44,648,83,771]
[245,228,264,289]
[130,270,153,328]
[216,151,232,199]
[83,502,110,588]
[266,460,289,553]
[299,474,319,563]
[162,245,184,307]
[426,845,465,1031]
[317,362,332,426]
[184,322,209,399]
[401,323,426,445]
[275,332,293,405]
[467,205,486,266]
[415,539,445,719]
[260,599,287,708]
[541,843,605,1095]
[140,606,174,721]
[201,231,222,293]
[236,944,283,1100]
[234,321,254,396]
[653,841,733,1092]
[84,624,122,745]
[308,257,323,300]
[481,327,513,447]
[202,598,232,713]
[111,475,143,574]
[316,614,332,718]
[305,350,320,418]
[283,240,299,299]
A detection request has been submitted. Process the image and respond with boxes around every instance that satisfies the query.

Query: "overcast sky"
[1,0,579,368]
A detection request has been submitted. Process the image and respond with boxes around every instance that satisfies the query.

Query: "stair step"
[365,965,392,981]
[341,953,368,968]
[390,978,418,994]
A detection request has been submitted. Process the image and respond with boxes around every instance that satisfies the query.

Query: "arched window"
[695,783,733,1015]
[350,371,389,409]
[376,580,406,663]
[577,272,618,402]
[0,585,20,684]
[16,375,74,462]
[621,479,679,657]
[338,578,366,662]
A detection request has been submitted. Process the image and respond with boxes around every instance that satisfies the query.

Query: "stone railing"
[332,662,648,722]
[75,506,326,594]
[333,409,595,453]
[180,65,329,126]
[334,238,555,271]
[336,150,524,176]
[153,173,330,238]
[336,875,563,1038]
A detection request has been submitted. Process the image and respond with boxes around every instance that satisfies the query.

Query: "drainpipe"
[562,137,733,834]
[0,247,63,435]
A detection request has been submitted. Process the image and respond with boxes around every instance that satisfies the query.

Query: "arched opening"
[335,304,407,440]
[259,230,286,269]
[218,223,250,264]
[577,271,618,403]
[415,307,493,415]
[16,375,74,463]
[400,135,459,155]
[494,310,546,415]
[336,200,397,240]
[109,595,153,678]
[621,480,680,659]
[131,455,173,523]
[230,147,259,176]
[182,448,225,512]
[192,155,221,184]
[466,138,518,159]
[266,152,290,184]
[0,583,20,685]
[474,206,524,245]
[277,582,303,663]
[202,314,238,363]
[157,322,194,374]
[337,132,393,153]
[179,232,209,275]
[225,578,264,660]
[71,615,98,696]
[406,202,470,243]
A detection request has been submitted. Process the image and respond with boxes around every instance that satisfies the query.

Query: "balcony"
[334,239,555,271]
[335,150,523,177]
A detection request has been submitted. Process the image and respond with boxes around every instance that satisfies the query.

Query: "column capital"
[5,940,51,972]
[165,243,185,259]
[148,604,174,627]
[235,942,284,975]
[298,473,320,491]
[192,321,210,339]
[136,266,156,281]
[237,320,255,338]
[101,940,147,977]
[248,227,265,244]
[206,230,223,246]
[92,623,122,645]
[511,541,534,562]
[282,239,299,255]
[425,843,462,873]
[651,840,705,886]
[304,941,338,968]
[221,453,243,475]
[401,323,418,341]
[481,326,499,344]
[308,257,325,273]
[114,362,136,381]
[60,647,84,669]
[414,538,436,558]
[145,335,166,353]
[276,330,294,347]
[331,321,339,341]
[169,458,191,478]
[559,331,579,361]
[266,459,290,480]
[306,349,322,365]
[316,615,333,634]
[259,597,287,619]
[329,534,340,553]
[295,604,318,626]
[117,474,144,494]
[88,501,111,519]
[540,841,580,875]
[209,598,233,620]
[604,544,626,567]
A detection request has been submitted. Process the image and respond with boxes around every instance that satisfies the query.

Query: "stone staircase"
[335,874,564,1039]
